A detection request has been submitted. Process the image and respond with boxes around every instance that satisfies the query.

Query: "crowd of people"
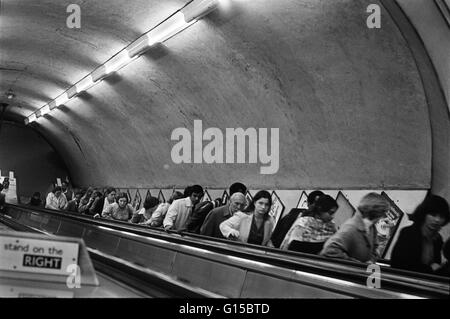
[26,181,450,277]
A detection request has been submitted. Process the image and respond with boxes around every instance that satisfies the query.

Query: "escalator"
[1,204,449,298]
[0,214,220,298]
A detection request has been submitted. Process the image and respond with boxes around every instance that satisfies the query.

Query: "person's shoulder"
[398,224,417,236]
[233,211,248,218]
[210,204,227,214]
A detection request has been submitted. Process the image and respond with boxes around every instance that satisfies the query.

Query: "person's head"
[307,190,325,207]
[74,191,83,202]
[183,186,193,198]
[169,191,184,204]
[311,195,338,223]
[189,185,204,206]
[358,193,390,222]
[229,182,247,196]
[105,187,116,202]
[92,190,102,199]
[116,192,128,209]
[144,196,159,211]
[85,187,94,198]
[61,181,68,191]
[32,192,41,199]
[410,194,450,233]
[53,186,62,198]
[248,190,272,218]
[229,192,247,214]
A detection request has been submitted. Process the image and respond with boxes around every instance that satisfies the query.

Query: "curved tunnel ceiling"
[0,0,439,189]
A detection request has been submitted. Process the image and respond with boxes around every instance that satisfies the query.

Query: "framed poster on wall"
[376,192,405,259]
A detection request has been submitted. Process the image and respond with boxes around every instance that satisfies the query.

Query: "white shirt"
[45,192,68,210]
[163,197,193,230]
[102,197,115,213]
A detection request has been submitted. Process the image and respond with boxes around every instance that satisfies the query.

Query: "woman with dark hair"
[130,196,160,224]
[101,192,134,221]
[280,195,338,254]
[391,194,450,274]
[219,190,275,246]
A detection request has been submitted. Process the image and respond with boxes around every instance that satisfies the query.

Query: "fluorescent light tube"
[55,92,69,106]
[92,66,107,82]
[28,113,37,123]
[49,101,57,110]
[40,105,50,116]
[128,35,150,58]
[76,75,94,93]
[67,86,78,98]
[147,12,193,46]
[182,0,220,23]
[105,50,132,74]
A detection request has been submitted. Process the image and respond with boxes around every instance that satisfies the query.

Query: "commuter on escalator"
[28,192,43,207]
[280,195,338,254]
[130,196,160,224]
[270,190,324,248]
[320,193,389,263]
[219,190,275,247]
[102,187,117,213]
[0,184,5,213]
[436,238,450,277]
[200,192,247,239]
[45,186,68,211]
[102,192,134,221]
[390,194,449,274]
[61,181,73,201]
[163,185,204,231]
[78,187,94,214]
[87,190,105,216]
[198,182,248,238]
[148,191,184,227]
[66,191,83,213]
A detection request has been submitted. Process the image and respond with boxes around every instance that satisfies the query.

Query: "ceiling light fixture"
[25,0,225,125]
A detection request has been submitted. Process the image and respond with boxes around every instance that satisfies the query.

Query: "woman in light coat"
[220,190,275,246]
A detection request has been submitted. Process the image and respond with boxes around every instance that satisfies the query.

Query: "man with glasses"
[200,192,247,239]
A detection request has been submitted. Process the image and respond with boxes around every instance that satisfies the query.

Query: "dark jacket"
[88,196,105,216]
[185,201,215,234]
[200,204,233,238]
[270,208,306,248]
[390,224,443,274]
[0,192,5,212]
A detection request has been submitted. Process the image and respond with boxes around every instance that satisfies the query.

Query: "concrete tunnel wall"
[0,122,69,198]
[22,0,432,191]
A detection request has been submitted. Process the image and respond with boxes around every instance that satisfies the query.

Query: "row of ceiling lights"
[25,0,225,125]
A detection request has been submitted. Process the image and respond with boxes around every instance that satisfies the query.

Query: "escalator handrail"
[4,203,449,297]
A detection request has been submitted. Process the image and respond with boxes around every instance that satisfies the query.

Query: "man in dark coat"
[200,192,247,238]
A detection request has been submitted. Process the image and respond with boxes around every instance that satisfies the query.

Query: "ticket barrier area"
[2,204,449,298]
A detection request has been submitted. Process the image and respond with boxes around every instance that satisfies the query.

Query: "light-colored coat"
[219,211,275,246]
